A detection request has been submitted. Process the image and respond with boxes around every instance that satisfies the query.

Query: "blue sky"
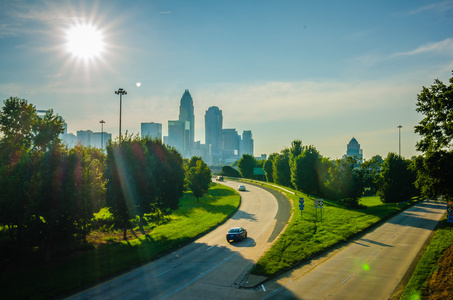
[1,0,452,159]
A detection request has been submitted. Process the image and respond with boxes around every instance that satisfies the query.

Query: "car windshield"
[228,228,240,233]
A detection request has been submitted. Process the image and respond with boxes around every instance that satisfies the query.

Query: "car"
[238,185,246,191]
[226,227,247,243]
[216,176,224,181]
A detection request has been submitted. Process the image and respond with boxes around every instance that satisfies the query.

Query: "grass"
[247,181,418,276]
[400,217,453,300]
[0,183,240,300]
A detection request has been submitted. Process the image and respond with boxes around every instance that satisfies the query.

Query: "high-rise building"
[241,130,254,157]
[77,130,93,146]
[178,90,195,155]
[205,106,223,153]
[345,137,363,162]
[92,132,111,149]
[222,129,240,163]
[168,120,190,157]
[141,122,162,140]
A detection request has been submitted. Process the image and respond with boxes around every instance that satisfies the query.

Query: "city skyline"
[1,1,452,159]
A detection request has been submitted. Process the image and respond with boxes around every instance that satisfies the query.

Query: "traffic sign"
[299,204,304,210]
[447,215,453,223]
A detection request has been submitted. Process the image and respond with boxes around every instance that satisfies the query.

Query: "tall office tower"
[141,122,162,140]
[77,130,93,146]
[168,120,190,157]
[178,90,195,155]
[222,129,240,162]
[345,137,363,162]
[241,130,254,157]
[205,106,223,153]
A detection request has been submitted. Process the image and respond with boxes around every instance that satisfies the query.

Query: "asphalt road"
[262,200,446,300]
[67,180,286,300]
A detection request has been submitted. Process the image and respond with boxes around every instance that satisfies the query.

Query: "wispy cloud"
[406,0,453,15]
[393,38,453,57]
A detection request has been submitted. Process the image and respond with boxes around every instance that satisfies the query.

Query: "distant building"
[345,137,363,163]
[222,129,240,163]
[178,90,195,155]
[240,130,254,157]
[141,122,162,140]
[92,132,111,149]
[60,123,77,148]
[168,120,190,157]
[77,130,93,146]
[205,106,223,154]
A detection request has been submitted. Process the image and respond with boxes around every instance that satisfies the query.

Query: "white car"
[238,185,246,191]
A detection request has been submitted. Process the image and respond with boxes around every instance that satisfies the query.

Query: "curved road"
[262,200,446,300]
[68,180,288,300]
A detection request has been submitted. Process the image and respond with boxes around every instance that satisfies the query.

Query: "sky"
[1,0,452,160]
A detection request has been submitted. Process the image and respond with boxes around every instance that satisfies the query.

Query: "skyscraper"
[178,90,195,155]
[205,106,223,153]
[345,137,363,162]
[241,130,254,157]
[141,122,162,140]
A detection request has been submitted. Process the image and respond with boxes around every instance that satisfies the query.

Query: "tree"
[238,154,257,179]
[263,153,277,182]
[220,165,241,177]
[291,146,321,195]
[376,153,417,203]
[413,72,453,201]
[326,157,364,207]
[360,155,383,195]
[414,73,453,153]
[105,136,185,239]
[186,157,212,203]
[272,149,292,188]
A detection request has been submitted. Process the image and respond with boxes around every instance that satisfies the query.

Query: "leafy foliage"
[376,153,417,203]
[220,165,241,177]
[238,154,257,179]
[185,157,212,202]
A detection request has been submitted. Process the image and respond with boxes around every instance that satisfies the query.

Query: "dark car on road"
[226,227,247,243]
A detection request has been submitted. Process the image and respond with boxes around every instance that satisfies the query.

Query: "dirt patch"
[86,229,149,248]
[424,245,453,299]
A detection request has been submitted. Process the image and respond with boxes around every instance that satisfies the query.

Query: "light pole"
[115,88,127,141]
[100,120,105,150]
[397,125,402,156]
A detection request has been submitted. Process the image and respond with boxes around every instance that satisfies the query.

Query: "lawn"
[247,181,418,276]
[400,217,453,300]
[0,183,240,300]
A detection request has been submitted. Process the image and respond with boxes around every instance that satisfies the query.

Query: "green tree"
[263,153,277,182]
[291,146,321,195]
[413,72,453,201]
[326,157,364,207]
[186,157,212,203]
[360,155,383,195]
[376,153,417,203]
[273,149,292,187]
[238,154,257,179]
[220,165,241,177]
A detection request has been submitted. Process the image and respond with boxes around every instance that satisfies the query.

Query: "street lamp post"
[115,88,127,141]
[100,120,105,150]
[397,125,402,156]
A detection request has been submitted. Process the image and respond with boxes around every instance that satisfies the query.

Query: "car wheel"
[245,233,247,239]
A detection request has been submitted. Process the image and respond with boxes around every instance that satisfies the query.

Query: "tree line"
[233,72,453,207]
[0,97,212,259]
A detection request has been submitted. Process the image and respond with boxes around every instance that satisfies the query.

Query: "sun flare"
[65,23,104,59]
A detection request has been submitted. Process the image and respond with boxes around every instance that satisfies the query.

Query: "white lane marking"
[261,284,266,292]
[153,268,173,278]
[341,275,351,285]
[372,249,380,256]
[206,245,215,251]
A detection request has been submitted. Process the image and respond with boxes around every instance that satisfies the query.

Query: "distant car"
[216,176,224,181]
[226,227,247,243]
[238,185,246,191]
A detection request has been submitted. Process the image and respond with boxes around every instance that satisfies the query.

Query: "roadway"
[67,180,287,300]
[262,200,446,299]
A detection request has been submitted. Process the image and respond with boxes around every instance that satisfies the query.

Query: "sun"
[65,23,105,59]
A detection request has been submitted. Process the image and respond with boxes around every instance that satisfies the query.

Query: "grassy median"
[400,217,453,300]
[249,182,417,277]
[0,183,240,300]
